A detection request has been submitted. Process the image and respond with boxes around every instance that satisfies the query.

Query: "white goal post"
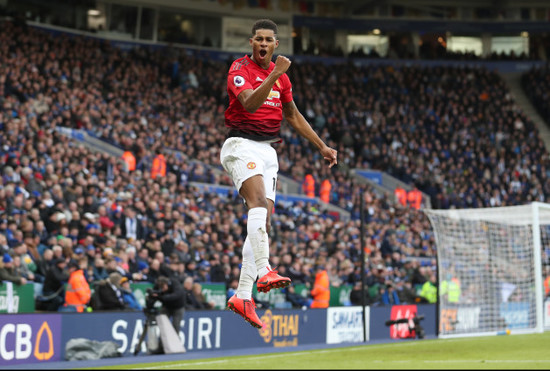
[424,202,548,338]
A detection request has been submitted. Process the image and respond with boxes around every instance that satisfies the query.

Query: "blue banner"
[61,308,327,356]
[0,314,63,366]
[2,303,436,366]
[355,170,383,185]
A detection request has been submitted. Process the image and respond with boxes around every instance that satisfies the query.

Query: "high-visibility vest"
[407,189,422,209]
[303,174,315,198]
[151,154,167,179]
[121,151,136,172]
[544,276,550,297]
[440,278,461,303]
[420,281,437,303]
[394,187,407,206]
[64,269,91,312]
[310,269,330,308]
[320,179,332,203]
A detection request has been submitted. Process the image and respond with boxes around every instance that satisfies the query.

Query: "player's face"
[250,29,279,67]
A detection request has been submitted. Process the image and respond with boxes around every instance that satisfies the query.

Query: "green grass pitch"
[89,332,550,370]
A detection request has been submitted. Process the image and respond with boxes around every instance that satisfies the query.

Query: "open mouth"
[259,50,267,58]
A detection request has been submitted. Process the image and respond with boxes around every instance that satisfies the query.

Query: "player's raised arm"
[283,100,338,168]
[237,55,291,113]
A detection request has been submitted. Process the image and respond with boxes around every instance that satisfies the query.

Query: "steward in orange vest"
[407,188,422,209]
[121,150,136,172]
[310,266,330,308]
[394,187,407,206]
[303,174,315,198]
[64,260,91,312]
[320,179,332,203]
[151,150,167,179]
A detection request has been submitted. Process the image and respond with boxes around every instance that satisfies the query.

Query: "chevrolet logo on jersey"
[267,89,280,100]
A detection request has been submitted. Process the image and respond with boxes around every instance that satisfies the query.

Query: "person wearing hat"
[0,252,27,285]
[39,258,68,311]
[119,276,142,311]
[94,272,127,311]
[63,258,91,312]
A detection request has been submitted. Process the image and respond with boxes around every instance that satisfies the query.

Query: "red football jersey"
[225,55,293,140]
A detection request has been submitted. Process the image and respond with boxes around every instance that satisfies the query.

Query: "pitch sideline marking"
[130,338,545,370]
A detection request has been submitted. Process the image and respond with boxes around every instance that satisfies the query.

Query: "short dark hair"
[252,19,278,37]
[156,276,171,287]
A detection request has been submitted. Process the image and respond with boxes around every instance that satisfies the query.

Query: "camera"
[144,288,162,316]
[385,314,425,339]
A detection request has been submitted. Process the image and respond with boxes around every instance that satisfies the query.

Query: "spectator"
[120,277,142,311]
[94,272,126,311]
[381,283,401,305]
[190,282,215,310]
[395,279,419,304]
[182,276,204,310]
[39,258,68,311]
[285,285,309,309]
[0,253,27,286]
[11,242,36,282]
[92,256,110,281]
[349,281,370,306]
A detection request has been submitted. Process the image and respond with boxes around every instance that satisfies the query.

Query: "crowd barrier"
[0,303,436,366]
[0,282,354,313]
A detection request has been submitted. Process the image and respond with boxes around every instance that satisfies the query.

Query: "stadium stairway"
[501,71,550,151]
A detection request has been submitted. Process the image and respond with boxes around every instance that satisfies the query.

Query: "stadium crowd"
[0,19,549,312]
[522,64,550,126]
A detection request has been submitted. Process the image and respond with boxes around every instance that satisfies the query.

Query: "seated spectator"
[285,285,309,309]
[226,278,238,300]
[120,277,142,311]
[94,272,127,311]
[0,253,27,286]
[11,242,36,282]
[132,260,150,282]
[38,258,68,311]
[62,259,91,312]
[92,256,110,282]
[147,258,162,284]
[0,234,10,256]
[381,283,401,305]
[35,248,55,282]
[395,279,419,304]
[182,276,202,309]
[349,281,370,306]
[191,282,215,310]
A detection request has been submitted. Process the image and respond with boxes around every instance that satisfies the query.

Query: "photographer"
[150,276,186,332]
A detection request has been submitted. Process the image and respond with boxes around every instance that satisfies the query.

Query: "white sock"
[247,207,271,278]
[236,236,256,300]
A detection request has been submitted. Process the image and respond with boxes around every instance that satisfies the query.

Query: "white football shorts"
[220,137,278,202]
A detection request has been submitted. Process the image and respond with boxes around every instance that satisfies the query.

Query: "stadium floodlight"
[424,202,546,338]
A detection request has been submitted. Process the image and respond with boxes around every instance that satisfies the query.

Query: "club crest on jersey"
[247,162,256,169]
[234,75,245,87]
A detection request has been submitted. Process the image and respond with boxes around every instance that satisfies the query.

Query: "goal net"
[424,202,547,338]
